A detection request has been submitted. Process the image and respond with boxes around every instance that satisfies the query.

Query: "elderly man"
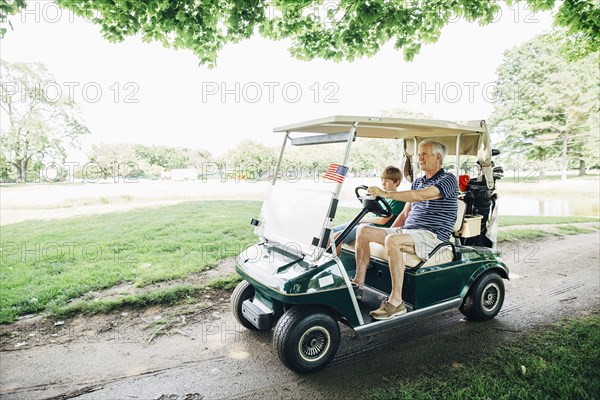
[353,140,458,320]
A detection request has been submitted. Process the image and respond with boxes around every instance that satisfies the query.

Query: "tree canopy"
[490,33,599,179]
[0,61,90,182]
[2,1,598,67]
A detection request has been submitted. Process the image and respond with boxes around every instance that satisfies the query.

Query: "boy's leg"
[353,225,387,288]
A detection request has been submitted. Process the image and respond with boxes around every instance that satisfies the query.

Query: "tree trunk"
[20,159,28,183]
[15,165,24,183]
[11,160,26,183]
[561,132,569,181]
[579,159,586,176]
[539,154,546,180]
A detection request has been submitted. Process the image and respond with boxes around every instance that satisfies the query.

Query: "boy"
[331,166,405,254]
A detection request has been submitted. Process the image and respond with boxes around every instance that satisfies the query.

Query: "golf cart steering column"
[330,185,393,253]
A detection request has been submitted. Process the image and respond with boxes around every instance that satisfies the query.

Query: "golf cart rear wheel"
[273,306,340,374]
[231,280,261,331]
[460,272,505,321]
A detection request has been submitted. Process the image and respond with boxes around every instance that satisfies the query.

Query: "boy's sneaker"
[369,301,406,320]
[351,283,364,301]
[355,288,364,301]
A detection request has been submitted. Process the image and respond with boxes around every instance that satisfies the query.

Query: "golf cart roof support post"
[333,121,358,200]
[314,122,358,261]
[271,131,290,186]
[399,138,404,170]
[413,138,418,176]
[456,133,463,176]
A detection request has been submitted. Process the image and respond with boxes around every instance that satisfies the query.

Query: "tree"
[553,0,600,60]
[0,0,25,37]
[0,151,13,182]
[223,139,277,180]
[87,143,148,180]
[189,148,214,168]
[135,144,192,170]
[0,61,90,182]
[490,33,599,180]
[2,1,598,67]
[349,139,398,176]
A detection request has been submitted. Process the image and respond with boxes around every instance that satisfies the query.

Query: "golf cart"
[231,116,507,373]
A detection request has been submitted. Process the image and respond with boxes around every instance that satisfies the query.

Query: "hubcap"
[481,282,501,312]
[298,326,331,362]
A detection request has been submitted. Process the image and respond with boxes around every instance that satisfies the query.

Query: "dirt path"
[1,232,599,400]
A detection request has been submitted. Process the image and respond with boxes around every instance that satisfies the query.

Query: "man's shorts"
[382,228,442,261]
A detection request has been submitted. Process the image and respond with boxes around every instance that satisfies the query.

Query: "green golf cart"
[231,116,507,373]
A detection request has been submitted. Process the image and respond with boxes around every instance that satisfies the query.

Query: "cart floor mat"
[358,286,415,323]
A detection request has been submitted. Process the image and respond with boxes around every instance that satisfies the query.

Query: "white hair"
[420,140,447,163]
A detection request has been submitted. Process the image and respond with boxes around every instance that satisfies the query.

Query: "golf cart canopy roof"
[273,115,490,157]
[274,115,494,189]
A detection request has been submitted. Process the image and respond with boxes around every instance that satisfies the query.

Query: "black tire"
[230,280,260,331]
[273,306,340,374]
[460,272,505,321]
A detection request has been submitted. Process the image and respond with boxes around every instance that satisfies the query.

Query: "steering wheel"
[354,185,393,218]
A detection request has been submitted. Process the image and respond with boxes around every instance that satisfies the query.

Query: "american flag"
[323,164,348,183]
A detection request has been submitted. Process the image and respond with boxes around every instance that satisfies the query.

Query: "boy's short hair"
[381,166,402,183]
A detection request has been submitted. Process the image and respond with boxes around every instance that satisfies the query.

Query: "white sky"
[0,1,555,159]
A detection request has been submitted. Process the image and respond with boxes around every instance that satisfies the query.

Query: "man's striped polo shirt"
[403,168,458,242]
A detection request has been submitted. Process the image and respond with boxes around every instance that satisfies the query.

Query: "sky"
[0,1,555,159]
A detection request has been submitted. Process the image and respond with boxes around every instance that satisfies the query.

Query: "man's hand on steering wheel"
[368,186,386,198]
[355,185,393,218]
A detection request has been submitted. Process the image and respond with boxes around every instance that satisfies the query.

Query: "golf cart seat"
[344,199,468,268]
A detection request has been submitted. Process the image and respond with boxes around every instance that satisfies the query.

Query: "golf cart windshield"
[256,182,336,260]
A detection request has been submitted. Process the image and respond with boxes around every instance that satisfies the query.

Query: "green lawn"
[334,208,598,227]
[497,229,552,242]
[499,215,598,227]
[0,201,260,323]
[367,314,600,400]
[1,201,597,323]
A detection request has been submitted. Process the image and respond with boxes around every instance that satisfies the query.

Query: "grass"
[49,275,240,320]
[334,208,598,228]
[1,201,597,323]
[0,201,261,323]
[531,173,600,181]
[499,215,598,227]
[52,285,201,320]
[367,315,600,400]
[555,225,598,235]
[497,229,553,242]
[207,274,243,291]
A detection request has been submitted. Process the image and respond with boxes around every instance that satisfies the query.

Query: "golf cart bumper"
[241,299,274,330]
[235,244,362,327]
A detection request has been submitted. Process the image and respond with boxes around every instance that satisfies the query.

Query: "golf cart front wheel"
[231,280,261,331]
[273,306,340,374]
[460,272,505,321]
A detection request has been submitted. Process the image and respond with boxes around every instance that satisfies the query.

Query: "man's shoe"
[369,301,406,320]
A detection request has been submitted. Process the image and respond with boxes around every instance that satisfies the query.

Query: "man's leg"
[384,233,416,306]
[353,225,387,288]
